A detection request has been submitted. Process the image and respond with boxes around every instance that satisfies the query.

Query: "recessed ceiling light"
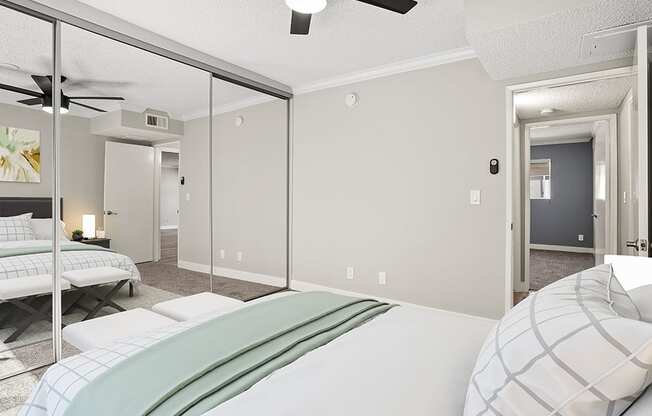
[0,62,20,71]
[540,108,556,115]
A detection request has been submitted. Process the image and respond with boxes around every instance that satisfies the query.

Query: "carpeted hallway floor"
[529,249,594,291]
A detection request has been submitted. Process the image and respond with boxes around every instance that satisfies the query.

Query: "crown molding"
[293,47,477,95]
[182,95,277,121]
[182,47,477,120]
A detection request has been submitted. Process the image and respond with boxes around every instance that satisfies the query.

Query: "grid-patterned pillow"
[464,264,652,416]
[0,214,36,241]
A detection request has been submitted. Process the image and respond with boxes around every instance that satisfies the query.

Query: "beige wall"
[0,103,107,233]
[178,100,287,283]
[293,59,506,318]
[179,58,507,318]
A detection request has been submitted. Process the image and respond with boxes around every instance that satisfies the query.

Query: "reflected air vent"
[144,110,169,130]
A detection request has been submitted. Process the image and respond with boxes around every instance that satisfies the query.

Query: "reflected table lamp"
[82,215,96,239]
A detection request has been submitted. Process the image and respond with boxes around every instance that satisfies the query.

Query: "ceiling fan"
[286,0,417,35]
[0,74,124,114]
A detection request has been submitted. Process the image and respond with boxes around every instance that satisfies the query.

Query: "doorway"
[159,148,180,265]
[523,115,618,297]
[507,68,640,307]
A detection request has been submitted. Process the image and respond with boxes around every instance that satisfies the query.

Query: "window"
[530,159,551,200]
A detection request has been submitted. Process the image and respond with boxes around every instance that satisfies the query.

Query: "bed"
[0,197,140,283]
[17,260,652,416]
[19,294,496,416]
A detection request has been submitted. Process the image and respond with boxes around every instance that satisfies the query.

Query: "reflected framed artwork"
[0,125,41,183]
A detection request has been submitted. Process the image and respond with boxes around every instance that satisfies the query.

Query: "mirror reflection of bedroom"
[0,8,287,379]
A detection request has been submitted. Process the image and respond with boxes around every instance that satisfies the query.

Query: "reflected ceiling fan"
[287,0,417,35]
[0,74,124,114]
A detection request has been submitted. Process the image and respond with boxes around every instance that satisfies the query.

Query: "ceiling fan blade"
[355,0,417,14]
[67,96,125,101]
[65,79,133,89]
[31,75,52,93]
[17,98,43,106]
[70,101,107,113]
[290,10,312,35]
[0,83,43,98]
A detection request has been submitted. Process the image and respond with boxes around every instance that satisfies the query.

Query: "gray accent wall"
[0,103,108,233]
[530,142,593,248]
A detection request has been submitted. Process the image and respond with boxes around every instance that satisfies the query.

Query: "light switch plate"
[378,272,387,285]
[346,267,354,280]
[470,190,481,205]
[220,249,225,259]
[236,251,243,262]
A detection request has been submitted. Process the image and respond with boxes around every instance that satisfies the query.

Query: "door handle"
[105,210,119,216]
[592,214,599,219]
[626,239,639,251]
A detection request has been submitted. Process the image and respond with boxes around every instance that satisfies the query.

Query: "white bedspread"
[208,306,495,416]
[19,294,494,416]
[0,240,140,282]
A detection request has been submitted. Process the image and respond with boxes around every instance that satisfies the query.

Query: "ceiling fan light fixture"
[285,0,326,14]
[41,95,70,114]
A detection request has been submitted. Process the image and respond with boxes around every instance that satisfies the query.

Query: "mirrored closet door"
[0,5,56,380]
[210,77,289,300]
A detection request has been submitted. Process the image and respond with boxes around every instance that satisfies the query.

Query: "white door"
[593,121,608,265]
[628,26,650,256]
[104,141,154,263]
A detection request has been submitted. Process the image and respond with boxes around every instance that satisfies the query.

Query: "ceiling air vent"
[144,111,169,130]
[580,21,652,59]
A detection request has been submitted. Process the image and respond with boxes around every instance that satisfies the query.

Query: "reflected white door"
[629,26,650,256]
[104,141,154,263]
[593,121,608,265]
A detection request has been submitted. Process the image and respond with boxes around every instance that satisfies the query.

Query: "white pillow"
[464,264,652,416]
[0,214,36,241]
[628,286,652,323]
[30,218,69,240]
[605,255,652,323]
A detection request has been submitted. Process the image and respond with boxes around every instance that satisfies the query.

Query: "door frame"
[153,143,180,263]
[505,65,635,312]
[522,114,618,291]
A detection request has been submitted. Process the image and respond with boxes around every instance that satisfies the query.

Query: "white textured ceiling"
[466,0,652,80]
[74,0,467,87]
[515,76,633,120]
[529,122,595,143]
[0,5,275,120]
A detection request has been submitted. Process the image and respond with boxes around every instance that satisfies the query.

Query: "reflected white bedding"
[207,305,495,416]
[0,240,140,282]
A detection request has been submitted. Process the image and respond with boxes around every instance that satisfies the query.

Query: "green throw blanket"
[0,242,113,258]
[64,292,395,416]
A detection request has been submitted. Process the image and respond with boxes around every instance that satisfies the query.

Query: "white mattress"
[20,294,495,416]
[207,305,496,416]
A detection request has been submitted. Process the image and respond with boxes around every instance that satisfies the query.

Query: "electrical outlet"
[378,272,387,286]
[236,251,243,262]
[346,267,354,280]
[219,249,225,259]
[578,234,584,242]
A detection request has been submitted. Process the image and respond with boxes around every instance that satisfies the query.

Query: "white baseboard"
[160,225,178,230]
[177,260,286,287]
[529,244,594,254]
[178,261,496,321]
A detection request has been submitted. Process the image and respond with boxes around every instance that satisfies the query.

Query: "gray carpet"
[529,249,595,291]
